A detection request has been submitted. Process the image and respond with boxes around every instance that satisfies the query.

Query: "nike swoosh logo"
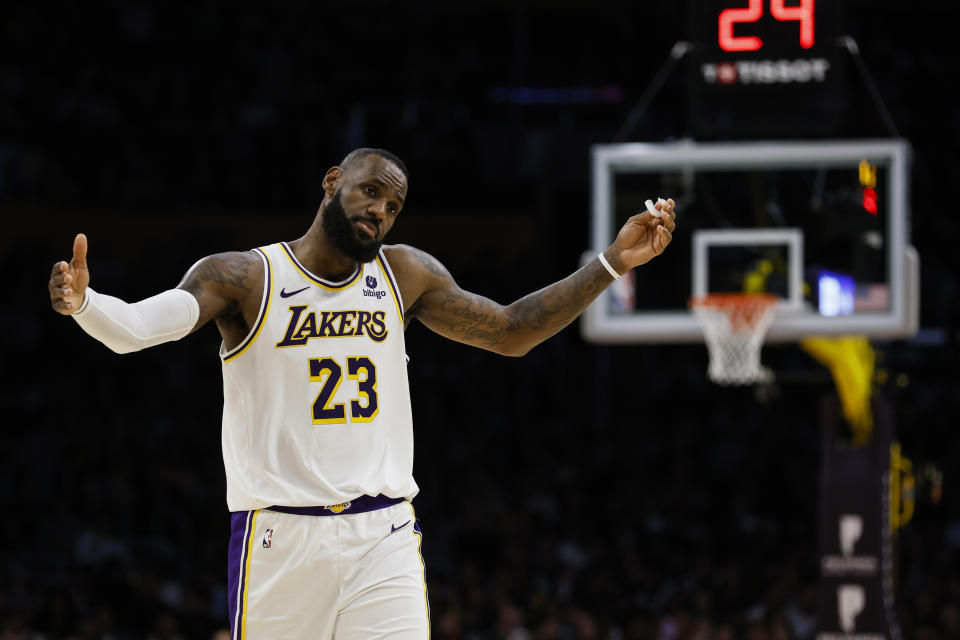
[280,286,310,298]
[391,520,411,534]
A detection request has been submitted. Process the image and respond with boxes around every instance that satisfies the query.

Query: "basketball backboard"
[581,139,919,343]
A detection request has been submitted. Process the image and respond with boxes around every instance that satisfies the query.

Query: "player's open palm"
[614,198,676,269]
[49,233,90,315]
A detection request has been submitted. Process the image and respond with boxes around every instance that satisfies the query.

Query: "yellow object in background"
[859,158,877,188]
[890,441,915,530]
[800,336,876,445]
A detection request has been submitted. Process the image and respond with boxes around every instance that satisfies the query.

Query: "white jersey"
[220,242,418,511]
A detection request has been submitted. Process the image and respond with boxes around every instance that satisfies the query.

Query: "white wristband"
[598,252,621,280]
[73,290,90,314]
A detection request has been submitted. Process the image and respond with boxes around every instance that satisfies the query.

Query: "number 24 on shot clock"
[718,0,815,52]
[686,0,845,136]
[690,0,840,84]
[692,0,841,85]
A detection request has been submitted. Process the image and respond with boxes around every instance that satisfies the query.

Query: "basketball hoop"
[689,293,779,385]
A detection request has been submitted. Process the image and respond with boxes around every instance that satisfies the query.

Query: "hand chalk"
[645,199,663,218]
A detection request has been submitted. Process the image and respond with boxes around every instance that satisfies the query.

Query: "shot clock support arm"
[612,41,691,144]
[839,36,901,138]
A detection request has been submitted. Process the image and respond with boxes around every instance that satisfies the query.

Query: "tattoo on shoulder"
[187,252,258,294]
[412,248,450,278]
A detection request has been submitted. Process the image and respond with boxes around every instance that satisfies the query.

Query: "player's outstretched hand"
[608,197,677,272]
[49,233,90,315]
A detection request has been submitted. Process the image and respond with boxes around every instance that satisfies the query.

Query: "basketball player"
[48,148,677,639]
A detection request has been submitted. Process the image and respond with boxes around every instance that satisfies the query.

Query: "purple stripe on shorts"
[268,494,404,516]
[227,511,252,639]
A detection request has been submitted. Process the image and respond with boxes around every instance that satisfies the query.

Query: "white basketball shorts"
[227,496,429,639]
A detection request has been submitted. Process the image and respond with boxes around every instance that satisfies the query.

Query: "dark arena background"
[4,2,960,639]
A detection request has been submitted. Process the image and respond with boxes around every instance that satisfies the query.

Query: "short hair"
[339,148,409,182]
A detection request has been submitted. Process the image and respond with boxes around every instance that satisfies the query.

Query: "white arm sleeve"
[71,287,201,354]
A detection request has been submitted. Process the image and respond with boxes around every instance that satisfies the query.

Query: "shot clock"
[686,0,847,138]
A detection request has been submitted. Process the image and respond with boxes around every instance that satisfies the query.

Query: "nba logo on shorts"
[366,275,377,289]
[262,528,274,549]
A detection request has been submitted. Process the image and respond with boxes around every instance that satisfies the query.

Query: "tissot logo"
[701,58,830,84]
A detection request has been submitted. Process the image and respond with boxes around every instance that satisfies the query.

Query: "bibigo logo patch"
[363,275,386,300]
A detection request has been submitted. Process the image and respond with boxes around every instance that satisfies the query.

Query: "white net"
[690,294,778,385]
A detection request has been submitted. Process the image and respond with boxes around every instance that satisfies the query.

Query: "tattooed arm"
[177,251,264,349]
[386,198,677,356]
[389,248,615,356]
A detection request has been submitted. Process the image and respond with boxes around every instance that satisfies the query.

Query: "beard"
[321,190,383,263]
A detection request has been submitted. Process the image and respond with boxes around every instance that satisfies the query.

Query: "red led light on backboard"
[863,188,878,215]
